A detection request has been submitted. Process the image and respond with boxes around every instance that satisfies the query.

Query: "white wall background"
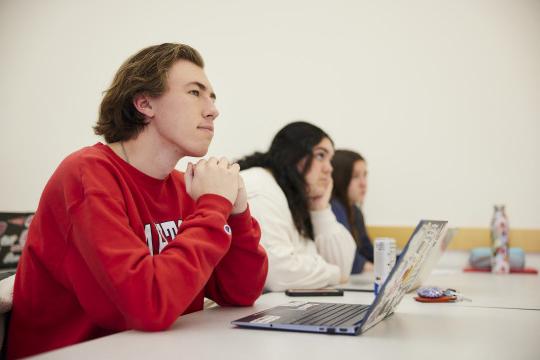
[1,0,539,228]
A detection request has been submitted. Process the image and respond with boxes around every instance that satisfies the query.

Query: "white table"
[343,251,540,310]
[30,251,540,359]
[31,290,540,360]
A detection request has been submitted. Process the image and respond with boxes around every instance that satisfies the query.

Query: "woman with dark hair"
[331,150,374,274]
[238,121,356,291]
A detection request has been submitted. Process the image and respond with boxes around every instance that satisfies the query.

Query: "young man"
[7,43,268,359]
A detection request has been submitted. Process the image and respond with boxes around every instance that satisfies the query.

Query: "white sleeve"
[243,170,340,292]
[311,207,356,281]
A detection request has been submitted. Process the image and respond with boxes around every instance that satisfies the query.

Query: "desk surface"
[31,251,540,360]
[32,292,540,360]
[344,251,540,310]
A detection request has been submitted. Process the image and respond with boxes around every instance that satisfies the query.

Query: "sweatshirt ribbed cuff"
[227,205,253,235]
[196,194,233,220]
[327,264,341,286]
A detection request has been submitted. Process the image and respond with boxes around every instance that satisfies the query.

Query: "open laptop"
[232,220,448,335]
[409,227,457,291]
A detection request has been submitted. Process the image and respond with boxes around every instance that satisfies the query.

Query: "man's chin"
[186,147,210,158]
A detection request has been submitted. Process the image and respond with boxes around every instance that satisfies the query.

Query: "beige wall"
[368,226,540,252]
[1,0,539,229]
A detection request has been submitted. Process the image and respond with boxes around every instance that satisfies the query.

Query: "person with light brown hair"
[8,43,268,358]
[331,150,374,274]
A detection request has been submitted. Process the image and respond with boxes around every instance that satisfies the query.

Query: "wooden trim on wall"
[367,226,540,252]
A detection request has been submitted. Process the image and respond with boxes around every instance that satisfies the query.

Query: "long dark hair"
[331,150,365,243]
[238,121,332,240]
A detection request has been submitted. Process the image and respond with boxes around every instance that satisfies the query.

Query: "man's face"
[146,60,219,158]
[302,137,334,198]
[347,160,368,205]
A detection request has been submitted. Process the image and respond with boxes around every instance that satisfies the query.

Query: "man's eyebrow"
[189,81,217,100]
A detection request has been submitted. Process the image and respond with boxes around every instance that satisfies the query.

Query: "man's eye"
[188,90,200,96]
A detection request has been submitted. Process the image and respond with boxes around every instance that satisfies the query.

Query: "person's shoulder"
[54,143,109,176]
[330,198,347,214]
[52,143,136,195]
[39,144,115,203]
[241,167,276,187]
[240,166,271,177]
[241,167,286,200]
[330,198,350,224]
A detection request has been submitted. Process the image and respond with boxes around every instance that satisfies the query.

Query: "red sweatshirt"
[7,143,268,359]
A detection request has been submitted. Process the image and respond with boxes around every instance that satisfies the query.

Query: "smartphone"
[285,288,344,297]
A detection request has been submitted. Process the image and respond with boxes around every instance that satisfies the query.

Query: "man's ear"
[133,93,155,119]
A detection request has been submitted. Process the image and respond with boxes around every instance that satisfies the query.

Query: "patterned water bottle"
[490,205,510,274]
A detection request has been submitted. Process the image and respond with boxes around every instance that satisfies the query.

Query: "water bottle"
[490,205,510,274]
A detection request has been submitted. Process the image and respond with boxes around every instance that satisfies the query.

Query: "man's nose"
[203,100,219,120]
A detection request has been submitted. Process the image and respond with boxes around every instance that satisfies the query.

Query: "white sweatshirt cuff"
[327,264,341,286]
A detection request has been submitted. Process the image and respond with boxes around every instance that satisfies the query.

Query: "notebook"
[0,212,34,270]
[232,220,448,335]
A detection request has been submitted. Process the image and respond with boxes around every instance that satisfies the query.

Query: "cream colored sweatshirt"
[241,167,356,291]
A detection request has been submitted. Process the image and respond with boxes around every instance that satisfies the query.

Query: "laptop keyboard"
[291,303,369,327]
